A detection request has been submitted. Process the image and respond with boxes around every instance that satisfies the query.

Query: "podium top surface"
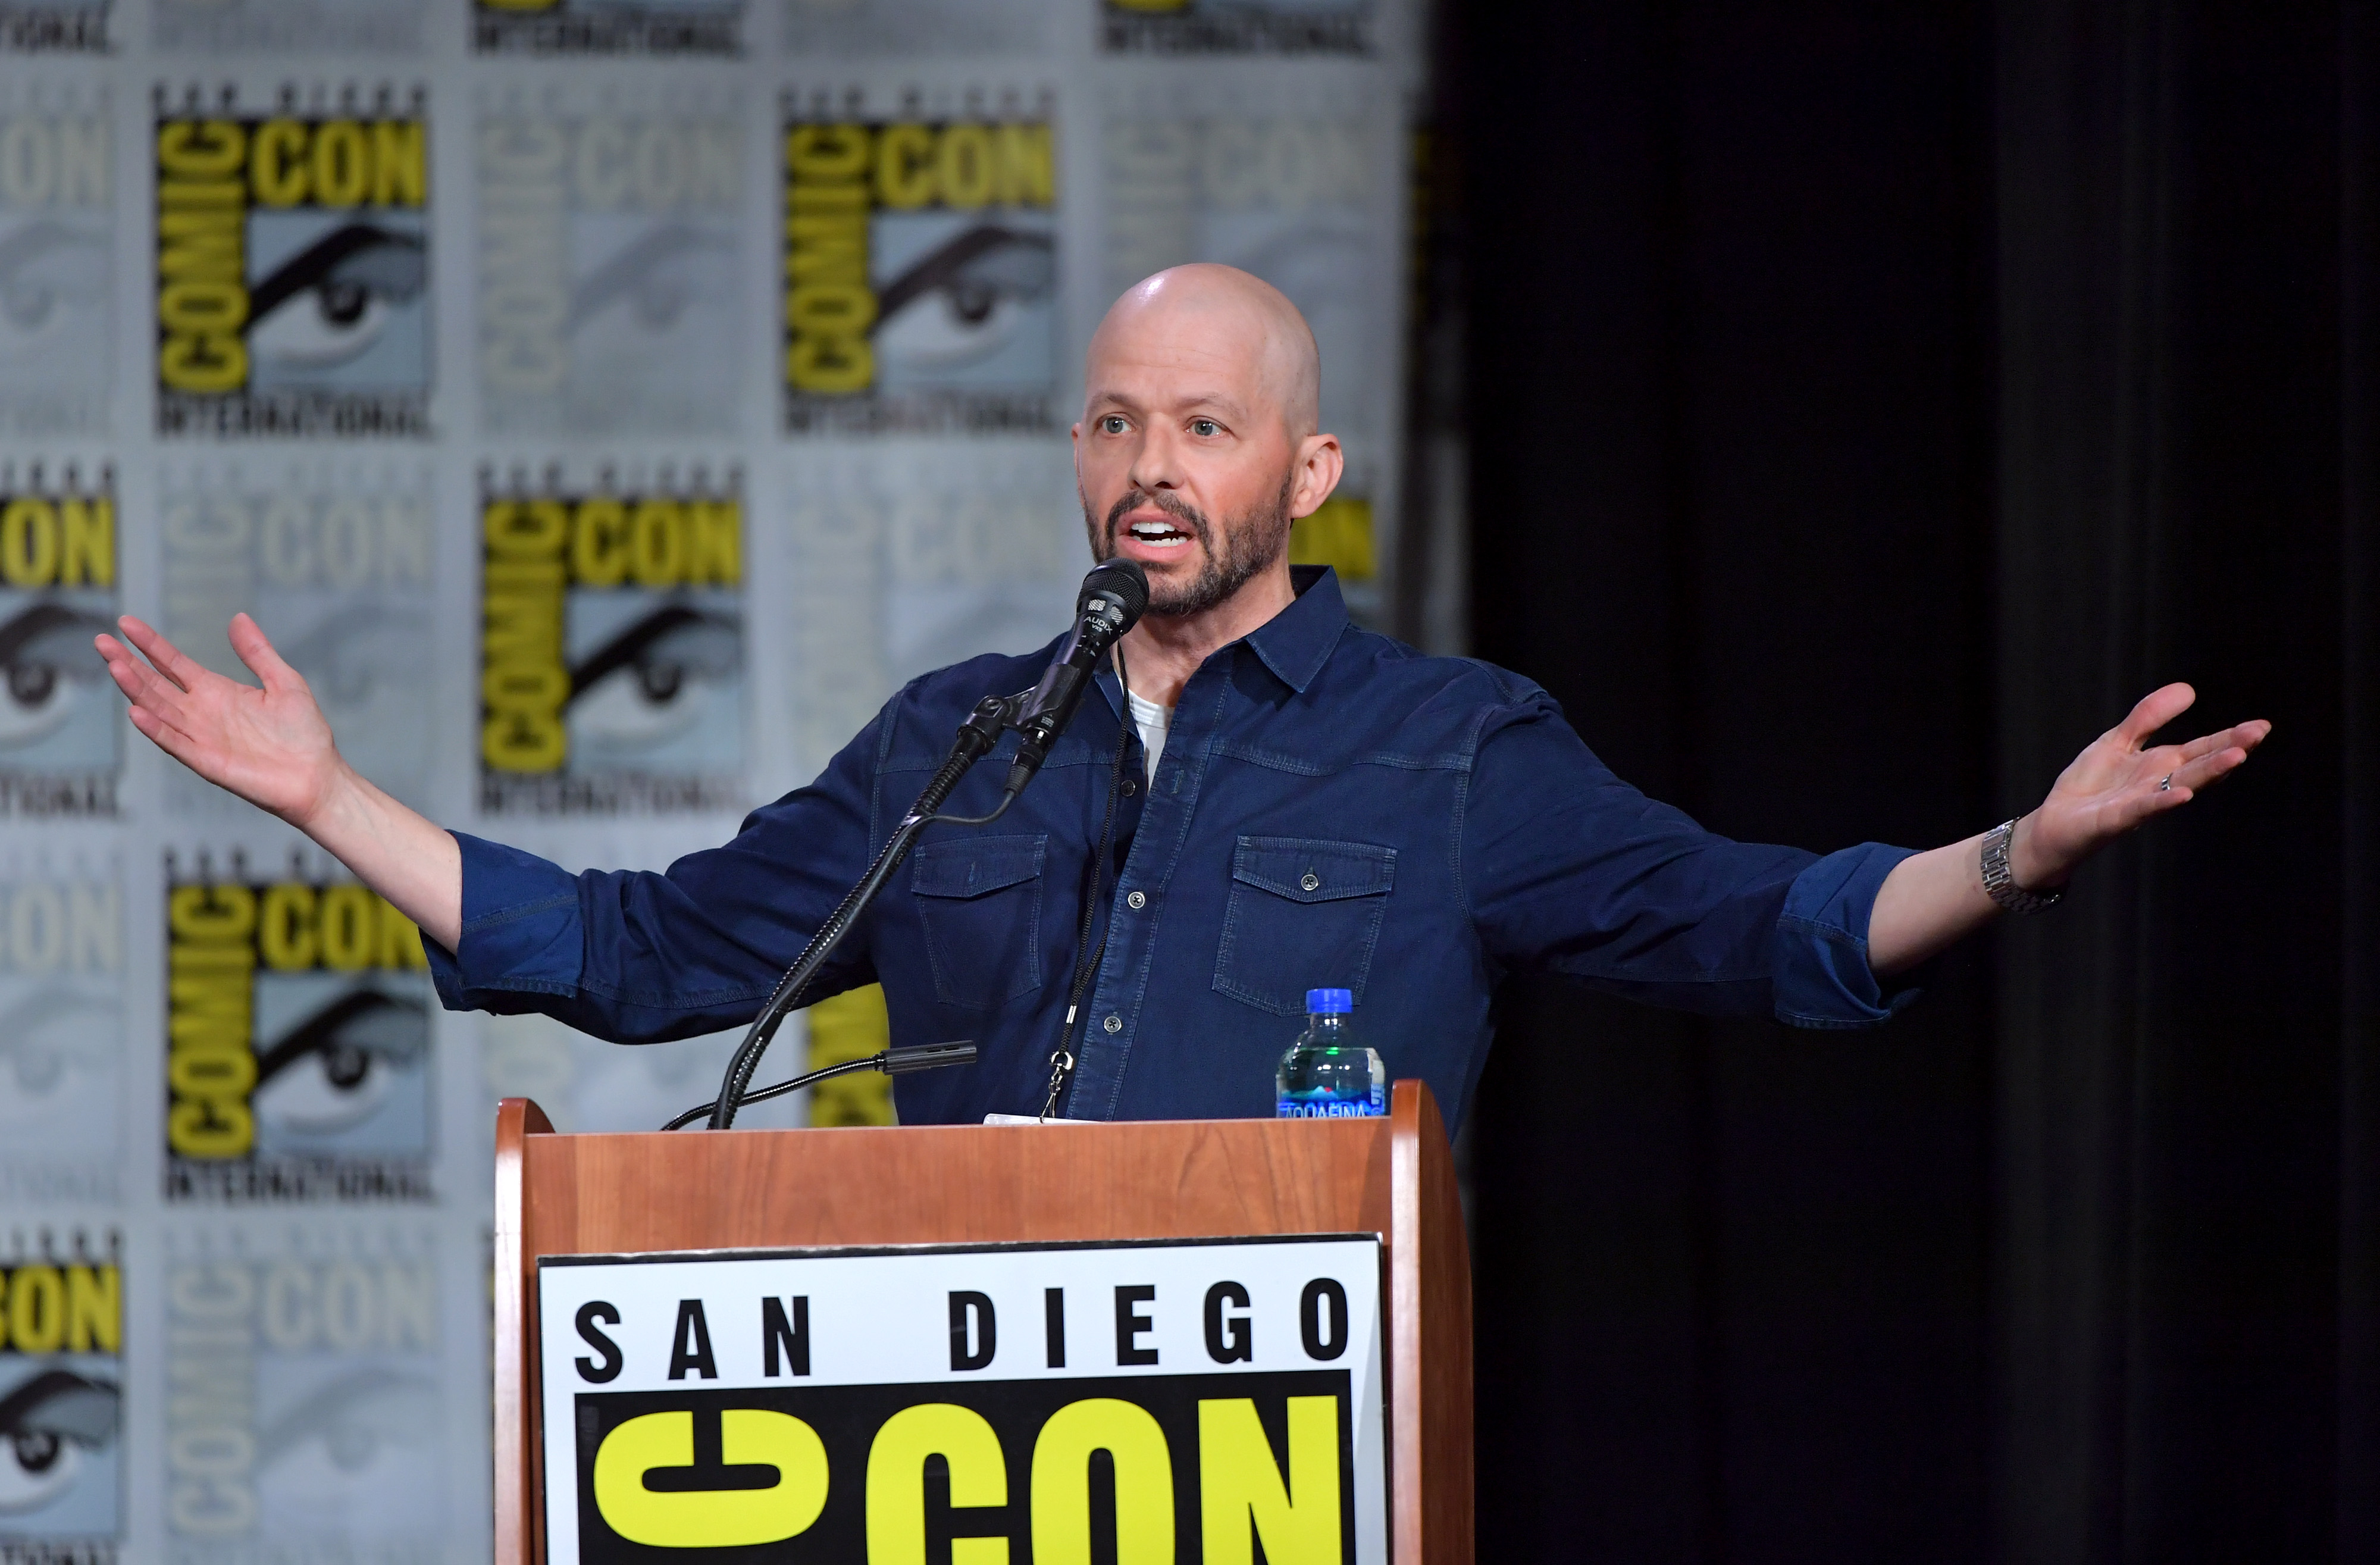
[501,1106,1407,1259]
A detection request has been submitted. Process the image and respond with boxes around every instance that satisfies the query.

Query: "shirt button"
[1300,872,1321,892]
[1126,890,1146,910]
[1103,1014,1123,1034]
[1121,777,1138,796]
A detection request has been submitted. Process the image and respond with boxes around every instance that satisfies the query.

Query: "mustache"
[1103,489,1210,549]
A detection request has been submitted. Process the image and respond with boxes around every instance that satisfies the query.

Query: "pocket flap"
[1230,836,1396,903]
[911,835,1047,900]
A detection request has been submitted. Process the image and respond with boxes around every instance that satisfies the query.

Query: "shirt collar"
[1096,565,1348,713]
[1241,565,1347,695]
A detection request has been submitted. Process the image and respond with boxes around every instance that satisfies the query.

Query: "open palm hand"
[2019,683,2270,886]
[94,614,346,828]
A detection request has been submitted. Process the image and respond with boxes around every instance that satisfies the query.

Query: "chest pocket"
[1213,835,1398,1016]
[910,834,1047,1010]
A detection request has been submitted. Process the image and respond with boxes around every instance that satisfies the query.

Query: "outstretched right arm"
[95,614,462,950]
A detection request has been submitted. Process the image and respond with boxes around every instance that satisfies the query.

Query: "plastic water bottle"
[1275,988,1386,1118]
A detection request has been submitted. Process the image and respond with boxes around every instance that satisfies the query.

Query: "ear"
[1287,433,1345,519]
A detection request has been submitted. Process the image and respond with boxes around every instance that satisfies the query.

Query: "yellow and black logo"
[783,104,1057,435]
[0,1232,121,1555]
[164,870,431,1201]
[0,465,116,815]
[473,0,741,56]
[478,471,745,816]
[154,85,430,439]
[573,1378,1354,1561]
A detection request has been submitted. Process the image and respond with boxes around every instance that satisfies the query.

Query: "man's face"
[1073,309,1300,618]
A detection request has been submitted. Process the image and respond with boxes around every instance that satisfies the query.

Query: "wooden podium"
[494,1079,1473,1563]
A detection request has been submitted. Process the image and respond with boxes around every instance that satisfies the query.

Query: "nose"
[1127,420,1186,496]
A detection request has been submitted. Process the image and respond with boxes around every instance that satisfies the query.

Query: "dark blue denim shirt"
[429,568,1916,1128]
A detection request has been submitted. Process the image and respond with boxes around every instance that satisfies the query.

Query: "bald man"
[95,264,2266,1126]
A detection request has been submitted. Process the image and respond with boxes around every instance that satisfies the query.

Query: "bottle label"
[1275,1093,1386,1119]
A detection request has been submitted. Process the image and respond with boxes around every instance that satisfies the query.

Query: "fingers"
[113,615,209,695]
[225,612,301,693]
[2170,744,2250,793]
[2172,718,2273,763]
[126,701,210,778]
[2115,682,2197,744]
[95,634,191,720]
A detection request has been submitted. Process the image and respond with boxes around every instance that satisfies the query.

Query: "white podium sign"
[536,1234,1386,1563]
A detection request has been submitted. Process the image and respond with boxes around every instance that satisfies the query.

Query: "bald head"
[1086,264,1321,438]
[1073,263,1344,627]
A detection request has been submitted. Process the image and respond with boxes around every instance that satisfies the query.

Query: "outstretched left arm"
[1867,683,2270,976]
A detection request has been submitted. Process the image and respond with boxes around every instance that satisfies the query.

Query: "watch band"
[1981,819,2062,914]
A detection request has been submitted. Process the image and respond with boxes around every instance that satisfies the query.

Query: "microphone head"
[1080,558,1150,631]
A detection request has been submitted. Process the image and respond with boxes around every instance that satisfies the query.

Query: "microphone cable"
[1035,640,1136,1121]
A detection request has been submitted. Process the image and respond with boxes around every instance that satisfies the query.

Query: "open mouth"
[1125,518,1195,550]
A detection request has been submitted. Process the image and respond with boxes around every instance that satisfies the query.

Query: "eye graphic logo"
[165,1245,443,1554]
[478,475,746,816]
[477,115,743,436]
[0,1244,123,1565]
[156,478,437,818]
[472,0,742,56]
[0,109,111,436]
[154,89,431,440]
[0,472,115,817]
[0,873,122,1194]
[1100,0,1369,55]
[164,873,433,1203]
[782,108,1057,435]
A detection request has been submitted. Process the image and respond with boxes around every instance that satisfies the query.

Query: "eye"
[244,224,425,373]
[1191,418,1221,438]
[1100,415,1129,434]
[248,286,396,371]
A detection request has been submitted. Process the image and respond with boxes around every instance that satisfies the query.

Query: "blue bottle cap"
[1306,988,1352,1015]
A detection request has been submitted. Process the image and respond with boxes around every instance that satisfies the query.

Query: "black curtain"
[1451,1,2377,1560]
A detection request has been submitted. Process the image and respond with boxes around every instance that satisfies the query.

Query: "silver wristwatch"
[1981,819,2062,914]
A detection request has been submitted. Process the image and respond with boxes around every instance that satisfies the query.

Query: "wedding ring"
[2158,773,2174,791]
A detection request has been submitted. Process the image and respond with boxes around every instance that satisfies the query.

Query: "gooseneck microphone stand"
[681,558,1150,1131]
[685,692,1016,1130]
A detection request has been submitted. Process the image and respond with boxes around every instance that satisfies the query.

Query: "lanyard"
[1037,645,1136,1120]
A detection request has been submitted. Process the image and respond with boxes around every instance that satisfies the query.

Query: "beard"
[1083,471,1297,618]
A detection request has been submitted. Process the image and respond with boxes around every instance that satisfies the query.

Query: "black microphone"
[1003,559,1149,797]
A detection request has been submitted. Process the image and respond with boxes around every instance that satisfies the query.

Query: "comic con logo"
[0,472,114,816]
[157,476,436,815]
[166,1250,438,1547]
[164,875,431,1202]
[154,90,430,439]
[477,112,742,436]
[0,874,120,1186]
[1101,0,1368,55]
[0,1243,120,1564]
[0,107,110,435]
[782,109,1056,434]
[478,479,744,815]
[543,1244,1379,1562]
[472,0,740,55]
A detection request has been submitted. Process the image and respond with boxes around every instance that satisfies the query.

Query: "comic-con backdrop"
[0,2,1424,1562]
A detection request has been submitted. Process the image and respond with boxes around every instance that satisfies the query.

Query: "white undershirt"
[1126,690,1172,786]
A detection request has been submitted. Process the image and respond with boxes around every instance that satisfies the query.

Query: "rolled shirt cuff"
[424,831,585,1010]
[1771,841,1923,1028]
